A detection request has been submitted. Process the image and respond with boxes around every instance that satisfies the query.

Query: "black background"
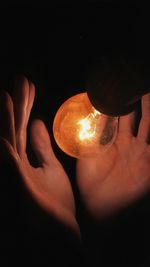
[0,2,150,266]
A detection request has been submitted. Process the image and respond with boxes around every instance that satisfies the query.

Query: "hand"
[77,93,150,219]
[0,77,80,236]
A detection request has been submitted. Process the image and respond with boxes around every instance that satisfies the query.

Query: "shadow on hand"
[78,193,150,267]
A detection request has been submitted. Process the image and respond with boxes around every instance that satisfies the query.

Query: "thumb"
[30,120,57,167]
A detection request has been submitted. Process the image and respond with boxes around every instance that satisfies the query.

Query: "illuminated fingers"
[137,93,150,143]
[13,76,35,158]
[0,91,16,150]
[26,81,35,124]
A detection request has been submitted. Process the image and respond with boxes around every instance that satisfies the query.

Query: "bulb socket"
[86,59,150,116]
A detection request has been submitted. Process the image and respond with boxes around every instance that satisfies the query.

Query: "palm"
[0,77,79,236]
[16,140,77,233]
[77,94,150,219]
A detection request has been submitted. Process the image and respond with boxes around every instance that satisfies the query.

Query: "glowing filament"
[78,117,95,140]
[78,109,100,141]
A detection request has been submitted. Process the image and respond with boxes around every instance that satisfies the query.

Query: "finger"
[13,76,31,158]
[26,81,35,123]
[137,93,150,143]
[0,91,16,150]
[118,111,136,137]
[30,120,58,167]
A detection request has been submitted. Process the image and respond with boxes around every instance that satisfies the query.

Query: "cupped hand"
[0,77,80,236]
[77,93,150,219]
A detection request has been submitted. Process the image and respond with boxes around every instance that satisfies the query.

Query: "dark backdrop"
[0,2,150,266]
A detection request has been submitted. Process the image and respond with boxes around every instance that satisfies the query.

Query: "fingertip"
[141,92,150,109]
[28,81,35,109]
[141,92,150,116]
[15,75,29,88]
[29,81,35,92]
[0,90,11,102]
[137,92,150,142]
[30,119,51,149]
[14,75,30,102]
[142,92,150,100]
[30,119,46,132]
[0,90,14,116]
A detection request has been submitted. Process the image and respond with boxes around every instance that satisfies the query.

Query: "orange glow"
[78,109,100,141]
[78,116,95,140]
[53,93,118,158]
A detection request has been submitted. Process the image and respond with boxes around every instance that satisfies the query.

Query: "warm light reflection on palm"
[77,93,150,219]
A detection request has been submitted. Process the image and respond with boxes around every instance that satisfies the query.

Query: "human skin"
[1,75,150,237]
[0,77,80,238]
[77,93,150,219]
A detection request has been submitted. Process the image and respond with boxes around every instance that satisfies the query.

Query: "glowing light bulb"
[53,92,118,158]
